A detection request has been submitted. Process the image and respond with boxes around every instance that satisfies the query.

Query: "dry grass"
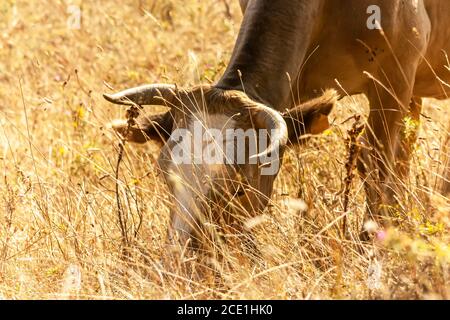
[0,0,448,300]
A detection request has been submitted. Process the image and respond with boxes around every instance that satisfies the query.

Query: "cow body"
[223,0,449,230]
[231,1,450,105]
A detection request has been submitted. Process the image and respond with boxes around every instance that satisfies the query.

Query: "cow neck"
[217,0,322,110]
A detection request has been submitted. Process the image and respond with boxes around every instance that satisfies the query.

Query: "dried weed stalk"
[115,104,141,247]
[342,115,365,236]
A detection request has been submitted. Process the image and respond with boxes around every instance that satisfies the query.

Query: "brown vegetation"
[0,0,448,299]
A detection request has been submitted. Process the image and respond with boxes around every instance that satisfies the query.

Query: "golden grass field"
[0,0,448,299]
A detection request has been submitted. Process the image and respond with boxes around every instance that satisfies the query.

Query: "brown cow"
[105,0,450,252]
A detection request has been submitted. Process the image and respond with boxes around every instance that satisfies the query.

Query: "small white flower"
[363,220,379,235]
[284,198,308,213]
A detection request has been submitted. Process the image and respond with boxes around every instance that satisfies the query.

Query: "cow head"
[104,84,337,249]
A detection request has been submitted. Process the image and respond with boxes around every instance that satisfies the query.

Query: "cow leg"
[439,123,450,195]
[391,97,450,198]
[358,73,417,239]
[396,97,422,179]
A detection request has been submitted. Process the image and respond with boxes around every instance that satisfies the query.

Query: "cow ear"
[108,111,173,144]
[283,90,338,144]
[309,112,330,134]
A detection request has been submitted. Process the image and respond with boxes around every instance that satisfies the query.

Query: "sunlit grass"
[0,0,448,299]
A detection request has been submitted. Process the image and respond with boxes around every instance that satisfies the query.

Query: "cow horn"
[249,103,288,164]
[103,84,177,106]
